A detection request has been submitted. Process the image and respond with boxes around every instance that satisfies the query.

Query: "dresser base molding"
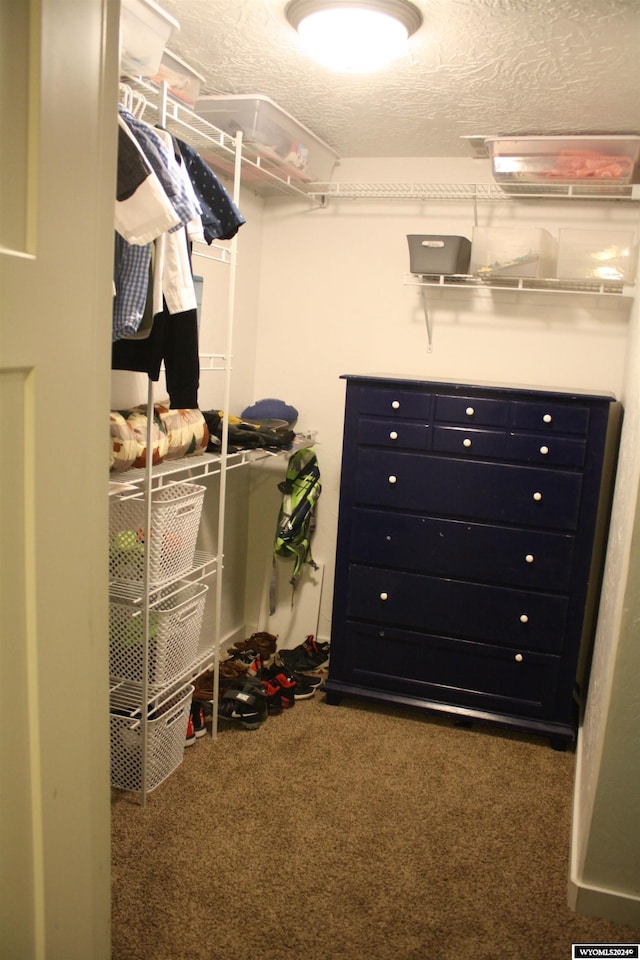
[323,680,576,748]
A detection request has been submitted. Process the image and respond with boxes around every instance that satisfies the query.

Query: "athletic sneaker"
[261,676,284,716]
[191,701,207,739]
[268,670,296,709]
[278,635,330,672]
[185,711,196,747]
[217,680,267,730]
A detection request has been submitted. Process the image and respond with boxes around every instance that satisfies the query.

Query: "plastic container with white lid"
[120,0,180,78]
[486,136,640,186]
[196,94,340,183]
[149,50,205,106]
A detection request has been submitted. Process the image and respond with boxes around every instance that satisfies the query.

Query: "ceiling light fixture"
[285,0,423,73]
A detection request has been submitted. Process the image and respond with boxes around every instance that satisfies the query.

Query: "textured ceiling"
[156,0,640,159]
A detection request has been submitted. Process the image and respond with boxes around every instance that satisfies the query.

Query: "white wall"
[248,156,636,642]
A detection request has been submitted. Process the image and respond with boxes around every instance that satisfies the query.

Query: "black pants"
[112,305,200,409]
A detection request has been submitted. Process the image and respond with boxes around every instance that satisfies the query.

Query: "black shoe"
[279,635,329,672]
[291,672,316,700]
[217,681,267,730]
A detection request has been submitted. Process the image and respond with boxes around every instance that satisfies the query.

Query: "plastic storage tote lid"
[197,94,341,157]
[120,0,180,78]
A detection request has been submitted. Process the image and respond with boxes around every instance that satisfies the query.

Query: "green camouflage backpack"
[273,446,321,588]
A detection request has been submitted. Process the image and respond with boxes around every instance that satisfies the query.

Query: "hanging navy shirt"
[176,138,246,242]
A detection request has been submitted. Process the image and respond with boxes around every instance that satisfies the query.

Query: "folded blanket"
[109,404,209,471]
[109,412,138,472]
[154,403,209,459]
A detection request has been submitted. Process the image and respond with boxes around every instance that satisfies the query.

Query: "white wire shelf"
[108,551,218,603]
[109,550,217,608]
[404,273,635,297]
[109,443,303,496]
[307,182,640,202]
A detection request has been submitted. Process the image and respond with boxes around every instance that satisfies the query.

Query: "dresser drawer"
[432,425,506,458]
[339,622,561,719]
[347,564,568,652]
[433,425,586,466]
[355,449,584,530]
[511,400,590,435]
[359,387,433,420]
[507,432,586,467]
[349,508,575,590]
[434,394,509,427]
[359,416,430,451]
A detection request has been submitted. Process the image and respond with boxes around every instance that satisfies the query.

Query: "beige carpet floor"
[111,694,640,960]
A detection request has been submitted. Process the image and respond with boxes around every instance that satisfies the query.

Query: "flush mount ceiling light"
[285,0,423,73]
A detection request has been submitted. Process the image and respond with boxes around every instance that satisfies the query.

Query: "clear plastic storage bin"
[149,50,204,106]
[110,684,193,793]
[119,0,179,77]
[486,136,640,187]
[109,581,208,684]
[196,94,339,183]
[109,482,206,586]
[407,235,471,275]
[557,229,637,283]
[470,227,556,278]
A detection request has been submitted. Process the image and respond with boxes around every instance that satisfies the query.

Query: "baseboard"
[568,876,640,929]
[569,735,640,929]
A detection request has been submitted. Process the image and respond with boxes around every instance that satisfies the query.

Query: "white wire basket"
[109,482,206,585]
[110,684,193,793]
[109,581,208,685]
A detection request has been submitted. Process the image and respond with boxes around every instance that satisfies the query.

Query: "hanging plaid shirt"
[112,232,152,341]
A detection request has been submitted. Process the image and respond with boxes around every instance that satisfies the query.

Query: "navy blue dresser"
[325,375,621,746]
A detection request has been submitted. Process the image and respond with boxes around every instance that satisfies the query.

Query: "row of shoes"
[186,633,330,739]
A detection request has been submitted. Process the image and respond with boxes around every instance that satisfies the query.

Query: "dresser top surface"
[341,374,617,403]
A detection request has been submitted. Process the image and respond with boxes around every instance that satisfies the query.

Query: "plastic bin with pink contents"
[486,136,640,188]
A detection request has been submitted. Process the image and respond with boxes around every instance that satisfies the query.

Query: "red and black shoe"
[191,700,207,739]
[278,635,330,673]
[272,671,296,709]
[261,676,283,716]
[185,711,196,747]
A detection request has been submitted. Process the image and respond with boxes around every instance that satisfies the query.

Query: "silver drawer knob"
[389,431,398,440]
[532,491,543,501]
[525,554,534,564]
[388,475,397,484]
[543,413,552,424]
[465,406,475,417]
[520,614,529,624]
[380,592,388,601]
[391,400,400,410]
[540,445,549,455]
[463,438,472,448]
[515,653,524,663]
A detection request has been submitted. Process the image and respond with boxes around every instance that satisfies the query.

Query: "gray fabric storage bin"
[407,235,471,275]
